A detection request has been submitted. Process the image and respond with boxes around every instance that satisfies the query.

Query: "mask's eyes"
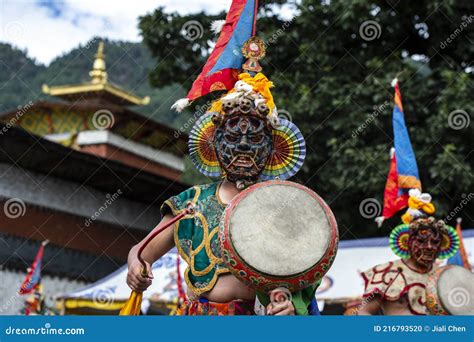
[224,133,239,143]
[249,117,261,128]
[249,134,264,144]
[227,117,240,129]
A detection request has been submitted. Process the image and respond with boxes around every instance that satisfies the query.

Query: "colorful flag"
[172,0,257,111]
[392,79,421,191]
[376,80,421,225]
[19,242,46,294]
[448,218,471,270]
[380,148,410,220]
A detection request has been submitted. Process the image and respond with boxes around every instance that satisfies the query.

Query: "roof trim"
[42,83,150,106]
[76,130,185,172]
[0,100,188,153]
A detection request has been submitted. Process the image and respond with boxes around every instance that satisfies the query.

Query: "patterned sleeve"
[160,186,197,217]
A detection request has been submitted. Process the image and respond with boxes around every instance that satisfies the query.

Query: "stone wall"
[0,268,88,315]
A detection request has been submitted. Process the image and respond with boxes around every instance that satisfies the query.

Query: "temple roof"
[0,123,187,204]
[42,42,150,106]
[0,100,188,157]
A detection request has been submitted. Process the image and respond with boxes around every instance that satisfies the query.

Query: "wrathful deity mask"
[407,225,442,268]
[213,112,273,185]
[389,217,460,262]
[187,72,307,187]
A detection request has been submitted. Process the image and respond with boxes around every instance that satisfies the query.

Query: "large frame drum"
[219,180,338,292]
[426,265,474,315]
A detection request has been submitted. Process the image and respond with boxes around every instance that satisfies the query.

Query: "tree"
[139,0,474,238]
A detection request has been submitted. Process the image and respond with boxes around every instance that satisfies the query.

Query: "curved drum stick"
[137,202,195,277]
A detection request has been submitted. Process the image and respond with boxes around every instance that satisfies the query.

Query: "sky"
[0,0,233,65]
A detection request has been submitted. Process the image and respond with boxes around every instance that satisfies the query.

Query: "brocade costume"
[361,259,438,315]
[161,182,229,295]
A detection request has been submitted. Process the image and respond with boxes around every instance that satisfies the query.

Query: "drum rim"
[427,265,451,315]
[220,180,339,285]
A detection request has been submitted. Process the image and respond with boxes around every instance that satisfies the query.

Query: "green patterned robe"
[161,181,230,295]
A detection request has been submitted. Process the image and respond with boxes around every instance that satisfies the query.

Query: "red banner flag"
[19,242,46,294]
[171,0,258,112]
[375,149,409,227]
[382,149,409,219]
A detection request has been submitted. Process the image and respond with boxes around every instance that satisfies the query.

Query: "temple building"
[0,42,188,314]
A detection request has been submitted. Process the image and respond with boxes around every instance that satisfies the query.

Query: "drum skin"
[426,265,474,315]
[219,180,338,292]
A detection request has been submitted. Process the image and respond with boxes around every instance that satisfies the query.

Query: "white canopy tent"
[57,249,185,314]
[57,230,474,314]
[316,229,474,309]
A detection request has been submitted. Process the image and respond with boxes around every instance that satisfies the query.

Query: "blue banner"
[0,316,472,342]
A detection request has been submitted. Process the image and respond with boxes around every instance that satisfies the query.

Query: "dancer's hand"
[126,259,153,292]
[266,289,295,315]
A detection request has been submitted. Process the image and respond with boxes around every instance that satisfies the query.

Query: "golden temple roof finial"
[89,41,107,84]
[42,39,150,106]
